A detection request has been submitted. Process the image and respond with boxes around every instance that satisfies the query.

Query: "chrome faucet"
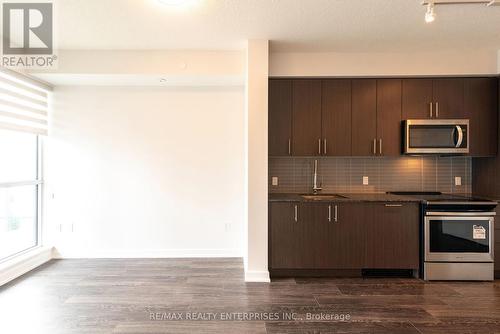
[312,159,322,194]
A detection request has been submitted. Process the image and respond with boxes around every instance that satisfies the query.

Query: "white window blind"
[0,69,51,135]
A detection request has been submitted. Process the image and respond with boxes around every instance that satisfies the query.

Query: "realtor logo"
[2,3,53,54]
[1,2,56,68]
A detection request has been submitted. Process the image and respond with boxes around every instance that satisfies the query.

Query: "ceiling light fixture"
[421,1,499,23]
[158,0,189,5]
[425,2,436,23]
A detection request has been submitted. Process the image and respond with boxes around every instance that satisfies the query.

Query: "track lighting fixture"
[425,2,436,23]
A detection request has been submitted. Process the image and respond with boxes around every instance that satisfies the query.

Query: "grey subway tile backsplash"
[269,156,472,194]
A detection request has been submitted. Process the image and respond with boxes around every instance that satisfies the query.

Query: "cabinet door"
[322,80,352,156]
[325,203,367,268]
[269,80,292,156]
[351,79,377,156]
[270,202,305,269]
[365,203,419,269]
[377,79,402,156]
[302,202,331,268]
[402,79,433,119]
[464,78,498,157]
[433,78,465,119]
[292,80,322,156]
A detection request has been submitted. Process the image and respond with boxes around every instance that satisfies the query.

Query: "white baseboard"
[245,270,270,282]
[52,248,243,259]
[0,246,53,286]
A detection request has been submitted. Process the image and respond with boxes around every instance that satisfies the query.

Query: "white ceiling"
[52,0,500,52]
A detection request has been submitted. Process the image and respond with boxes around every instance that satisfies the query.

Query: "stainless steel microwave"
[404,119,469,154]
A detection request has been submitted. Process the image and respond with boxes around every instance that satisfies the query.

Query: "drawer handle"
[328,205,332,222]
[334,205,338,222]
[385,204,403,207]
[294,205,298,222]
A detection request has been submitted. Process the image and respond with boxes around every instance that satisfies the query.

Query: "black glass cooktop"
[387,191,493,203]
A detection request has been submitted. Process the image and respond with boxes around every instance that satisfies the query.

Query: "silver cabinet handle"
[318,139,321,155]
[334,205,338,222]
[323,139,327,155]
[429,102,433,118]
[372,139,376,155]
[385,204,403,207]
[288,138,291,155]
[379,138,382,155]
[328,205,332,222]
[435,102,439,118]
[294,205,298,222]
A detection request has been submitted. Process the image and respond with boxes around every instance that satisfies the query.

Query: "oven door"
[424,215,494,262]
[404,119,469,154]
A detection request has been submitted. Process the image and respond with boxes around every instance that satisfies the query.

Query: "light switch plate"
[455,176,462,186]
[272,177,279,186]
[363,176,369,185]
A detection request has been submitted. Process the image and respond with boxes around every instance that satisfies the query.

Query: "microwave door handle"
[455,125,464,148]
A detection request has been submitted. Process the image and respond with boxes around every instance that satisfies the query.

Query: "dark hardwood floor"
[1,259,500,333]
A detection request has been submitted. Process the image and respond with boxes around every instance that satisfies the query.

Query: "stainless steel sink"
[300,194,348,201]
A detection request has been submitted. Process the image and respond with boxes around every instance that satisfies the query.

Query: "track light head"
[425,2,436,23]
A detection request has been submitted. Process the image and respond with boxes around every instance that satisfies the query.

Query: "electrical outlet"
[455,176,462,186]
[272,177,279,186]
[363,176,369,185]
[225,223,232,232]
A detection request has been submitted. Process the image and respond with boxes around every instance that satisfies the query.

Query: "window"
[0,129,41,261]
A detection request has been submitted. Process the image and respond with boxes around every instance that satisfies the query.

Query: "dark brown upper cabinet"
[351,79,377,156]
[269,77,498,158]
[432,78,465,119]
[465,78,498,157]
[351,79,401,156]
[402,79,433,119]
[292,80,322,156]
[321,80,352,156]
[376,79,402,156]
[269,80,292,156]
[402,78,464,119]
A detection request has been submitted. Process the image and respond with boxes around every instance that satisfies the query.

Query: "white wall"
[270,49,499,76]
[497,50,500,74]
[244,40,269,282]
[30,50,245,87]
[32,50,245,76]
[46,85,245,257]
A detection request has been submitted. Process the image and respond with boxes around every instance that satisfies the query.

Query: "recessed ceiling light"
[160,78,167,83]
[158,0,189,5]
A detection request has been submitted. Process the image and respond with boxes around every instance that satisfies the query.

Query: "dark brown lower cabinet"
[323,202,366,269]
[270,202,305,269]
[269,201,420,272]
[365,203,420,269]
[304,203,366,269]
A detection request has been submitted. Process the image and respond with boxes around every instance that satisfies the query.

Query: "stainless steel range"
[389,192,497,281]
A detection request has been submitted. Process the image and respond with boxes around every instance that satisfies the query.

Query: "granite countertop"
[269,193,423,203]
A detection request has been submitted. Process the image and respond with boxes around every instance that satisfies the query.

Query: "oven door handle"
[454,125,464,148]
